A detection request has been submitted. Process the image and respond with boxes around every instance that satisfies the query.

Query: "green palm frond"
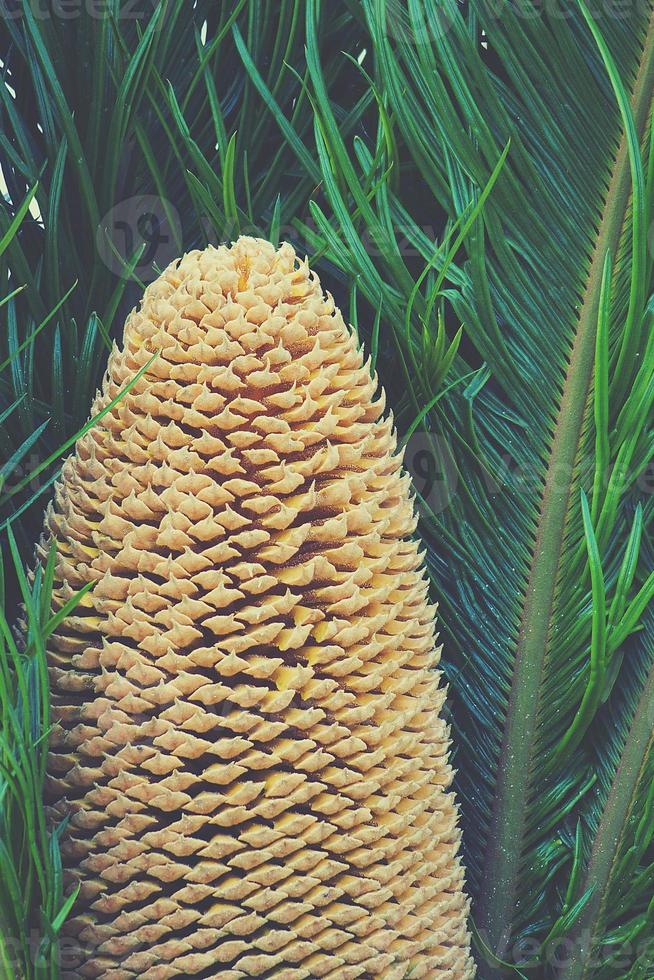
[0,529,85,980]
[0,4,361,972]
[247,0,654,974]
[0,200,83,980]
[0,0,361,545]
[3,1,654,977]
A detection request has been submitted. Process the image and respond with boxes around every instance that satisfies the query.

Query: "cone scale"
[41,238,473,979]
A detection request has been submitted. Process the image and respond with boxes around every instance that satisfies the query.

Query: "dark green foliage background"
[2,2,654,978]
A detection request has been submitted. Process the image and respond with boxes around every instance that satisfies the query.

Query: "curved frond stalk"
[559,644,654,979]
[477,8,654,951]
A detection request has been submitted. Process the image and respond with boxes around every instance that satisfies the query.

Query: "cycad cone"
[42,238,473,979]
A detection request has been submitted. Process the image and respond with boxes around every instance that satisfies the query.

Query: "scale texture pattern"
[41,238,473,979]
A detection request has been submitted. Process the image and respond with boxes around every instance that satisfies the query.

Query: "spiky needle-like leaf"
[5,1,654,976]
[248,1,654,975]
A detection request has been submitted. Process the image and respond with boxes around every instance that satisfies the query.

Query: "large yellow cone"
[40,238,473,978]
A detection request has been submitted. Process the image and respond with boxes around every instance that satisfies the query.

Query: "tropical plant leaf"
[4,1,654,977]
[0,0,359,491]
[256,0,654,975]
[0,5,363,977]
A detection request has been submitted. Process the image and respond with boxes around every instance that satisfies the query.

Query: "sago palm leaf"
[0,0,361,551]
[4,0,654,976]
[250,0,654,975]
[0,1,352,421]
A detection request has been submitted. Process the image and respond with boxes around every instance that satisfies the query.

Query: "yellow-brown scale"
[39,237,473,979]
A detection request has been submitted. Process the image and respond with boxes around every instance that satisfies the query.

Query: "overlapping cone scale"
[40,237,473,979]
